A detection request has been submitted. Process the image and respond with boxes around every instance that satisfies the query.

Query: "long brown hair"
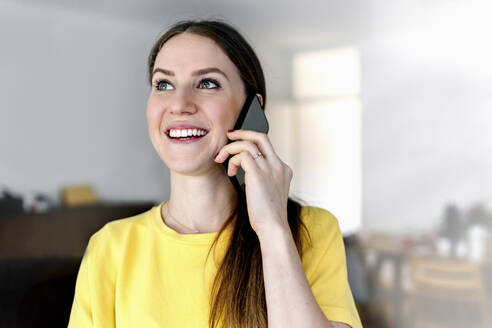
[147,20,312,328]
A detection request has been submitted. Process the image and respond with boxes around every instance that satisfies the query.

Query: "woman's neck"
[163,170,238,233]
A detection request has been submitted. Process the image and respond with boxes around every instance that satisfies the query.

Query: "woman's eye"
[154,80,174,91]
[198,79,221,89]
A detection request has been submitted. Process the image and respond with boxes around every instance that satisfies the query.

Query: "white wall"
[360,1,492,232]
[3,1,491,234]
[0,1,288,206]
[0,1,169,204]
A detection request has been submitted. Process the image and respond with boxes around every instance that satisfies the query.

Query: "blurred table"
[358,233,411,328]
[359,232,492,328]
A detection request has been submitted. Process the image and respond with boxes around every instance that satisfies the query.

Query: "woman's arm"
[216,130,358,327]
[258,221,351,328]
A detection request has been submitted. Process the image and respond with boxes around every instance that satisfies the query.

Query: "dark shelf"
[0,201,155,328]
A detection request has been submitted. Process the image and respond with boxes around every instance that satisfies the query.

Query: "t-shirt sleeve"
[68,237,94,327]
[304,207,363,328]
[68,227,116,328]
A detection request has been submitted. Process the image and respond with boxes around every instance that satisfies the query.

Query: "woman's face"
[146,32,247,175]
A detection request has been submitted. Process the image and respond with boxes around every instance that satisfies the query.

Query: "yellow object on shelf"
[60,185,99,206]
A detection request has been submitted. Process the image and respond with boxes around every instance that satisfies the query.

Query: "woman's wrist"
[257,219,292,247]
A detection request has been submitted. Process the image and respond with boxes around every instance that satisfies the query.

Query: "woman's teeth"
[169,129,207,138]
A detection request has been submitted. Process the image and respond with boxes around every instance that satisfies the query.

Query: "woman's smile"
[164,123,210,144]
[165,130,208,144]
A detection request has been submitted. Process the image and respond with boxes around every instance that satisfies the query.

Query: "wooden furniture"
[406,256,491,328]
[0,202,154,259]
[358,233,412,328]
[0,202,154,328]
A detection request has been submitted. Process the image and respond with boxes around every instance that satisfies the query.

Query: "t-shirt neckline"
[151,200,233,245]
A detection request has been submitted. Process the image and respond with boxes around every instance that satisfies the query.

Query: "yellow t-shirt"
[68,201,362,328]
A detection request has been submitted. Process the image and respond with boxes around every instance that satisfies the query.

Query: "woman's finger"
[226,151,261,177]
[226,130,279,165]
[214,140,268,170]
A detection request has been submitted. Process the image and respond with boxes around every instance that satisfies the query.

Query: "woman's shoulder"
[89,205,156,247]
[78,205,159,281]
[297,205,343,255]
[299,205,341,237]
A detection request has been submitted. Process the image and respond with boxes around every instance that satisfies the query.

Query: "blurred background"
[1,0,491,327]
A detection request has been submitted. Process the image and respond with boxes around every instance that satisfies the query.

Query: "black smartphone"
[223,94,269,193]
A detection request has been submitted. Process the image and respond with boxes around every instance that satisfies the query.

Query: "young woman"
[68,20,362,328]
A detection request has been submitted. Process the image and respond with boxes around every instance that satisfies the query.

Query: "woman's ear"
[255,93,264,107]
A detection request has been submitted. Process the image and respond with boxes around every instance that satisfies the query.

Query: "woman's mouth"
[165,128,208,144]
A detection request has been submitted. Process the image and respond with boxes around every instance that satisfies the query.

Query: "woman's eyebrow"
[152,68,174,77]
[192,67,229,80]
[152,67,229,81]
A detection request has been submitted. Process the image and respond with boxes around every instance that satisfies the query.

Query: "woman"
[68,20,362,328]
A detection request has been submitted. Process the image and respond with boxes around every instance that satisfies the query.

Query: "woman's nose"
[168,89,197,115]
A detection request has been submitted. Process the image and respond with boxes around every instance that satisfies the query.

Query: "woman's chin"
[167,158,217,175]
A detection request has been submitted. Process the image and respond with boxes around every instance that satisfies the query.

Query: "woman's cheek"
[146,99,165,131]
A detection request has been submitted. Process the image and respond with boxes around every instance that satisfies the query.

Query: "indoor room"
[1,0,491,327]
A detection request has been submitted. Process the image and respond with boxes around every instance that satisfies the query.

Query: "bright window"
[290,47,362,235]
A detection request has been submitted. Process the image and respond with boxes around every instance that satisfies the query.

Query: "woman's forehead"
[154,33,235,74]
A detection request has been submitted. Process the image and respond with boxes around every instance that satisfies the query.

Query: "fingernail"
[227,129,235,133]
[214,152,219,159]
